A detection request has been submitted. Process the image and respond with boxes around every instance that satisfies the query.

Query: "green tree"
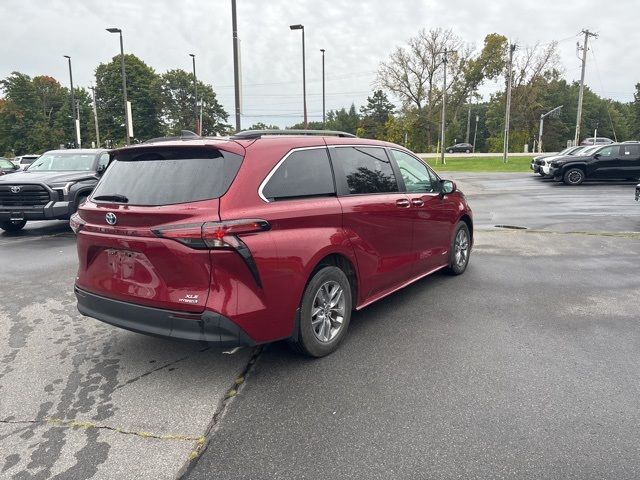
[160,69,229,136]
[95,54,163,145]
[0,72,82,154]
[360,90,395,139]
[248,122,280,130]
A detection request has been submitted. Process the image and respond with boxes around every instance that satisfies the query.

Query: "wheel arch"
[458,213,473,246]
[308,252,359,308]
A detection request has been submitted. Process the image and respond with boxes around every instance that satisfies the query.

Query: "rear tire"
[563,168,585,185]
[465,149,470,153]
[289,266,352,358]
[446,222,471,275]
[0,220,27,233]
[447,149,454,154]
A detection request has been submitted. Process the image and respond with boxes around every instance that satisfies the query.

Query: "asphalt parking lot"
[1,173,639,479]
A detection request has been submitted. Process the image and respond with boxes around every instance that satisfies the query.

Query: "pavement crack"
[176,345,264,479]
[0,417,204,443]
[114,346,212,391]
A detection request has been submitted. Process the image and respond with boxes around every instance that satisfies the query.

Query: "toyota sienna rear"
[74,131,473,357]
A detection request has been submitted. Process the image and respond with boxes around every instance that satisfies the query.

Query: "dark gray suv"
[0,149,109,232]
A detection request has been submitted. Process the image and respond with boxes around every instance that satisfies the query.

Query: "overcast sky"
[2,0,638,129]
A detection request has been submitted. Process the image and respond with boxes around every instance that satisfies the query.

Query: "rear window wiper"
[92,194,129,203]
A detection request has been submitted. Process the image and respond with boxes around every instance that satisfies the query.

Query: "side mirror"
[13,164,19,170]
[439,179,456,197]
[96,164,107,174]
[593,153,600,159]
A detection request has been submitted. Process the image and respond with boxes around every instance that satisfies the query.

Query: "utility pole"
[473,114,479,152]
[440,48,448,166]
[199,99,205,135]
[574,29,598,146]
[189,54,198,134]
[90,86,100,147]
[320,49,326,128]
[538,105,563,153]
[503,43,516,163]
[465,103,471,143]
[63,56,78,148]
[231,0,241,132]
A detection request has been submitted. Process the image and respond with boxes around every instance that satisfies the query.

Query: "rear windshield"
[91,147,243,206]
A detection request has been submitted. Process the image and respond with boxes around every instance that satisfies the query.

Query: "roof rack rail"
[144,130,201,144]
[231,129,356,140]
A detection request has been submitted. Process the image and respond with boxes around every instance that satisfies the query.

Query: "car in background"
[538,146,600,177]
[12,154,40,170]
[549,143,640,185]
[73,130,473,357]
[446,143,473,153]
[580,137,613,146]
[532,146,584,174]
[0,149,109,232]
[0,158,20,176]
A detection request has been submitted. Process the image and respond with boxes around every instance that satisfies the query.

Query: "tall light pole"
[538,105,563,153]
[106,27,130,145]
[189,53,198,134]
[320,48,326,128]
[63,55,79,148]
[473,114,479,153]
[231,0,241,132]
[503,43,516,163]
[290,24,307,129]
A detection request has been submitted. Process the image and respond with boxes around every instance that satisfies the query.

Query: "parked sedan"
[0,158,19,176]
[446,143,473,153]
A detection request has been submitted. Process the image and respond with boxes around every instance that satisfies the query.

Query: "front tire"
[0,220,27,233]
[563,168,585,185]
[447,149,454,154]
[465,149,470,153]
[446,222,471,275]
[289,266,352,358]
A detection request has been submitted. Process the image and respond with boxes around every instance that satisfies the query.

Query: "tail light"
[152,219,270,249]
[153,219,271,287]
[70,212,85,234]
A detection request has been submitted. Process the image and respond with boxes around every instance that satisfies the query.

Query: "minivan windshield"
[28,152,96,171]
[0,159,14,168]
[91,147,243,206]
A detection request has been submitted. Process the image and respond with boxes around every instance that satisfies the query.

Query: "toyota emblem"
[105,212,117,225]
[10,186,21,193]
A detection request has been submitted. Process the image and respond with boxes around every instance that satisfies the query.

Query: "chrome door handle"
[411,198,424,207]
[396,199,410,208]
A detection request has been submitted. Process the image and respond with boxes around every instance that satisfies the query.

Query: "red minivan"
[73,131,473,357]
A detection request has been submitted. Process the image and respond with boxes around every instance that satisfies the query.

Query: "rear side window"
[331,146,398,194]
[622,144,640,156]
[262,148,335,201]
[92,147,243,206]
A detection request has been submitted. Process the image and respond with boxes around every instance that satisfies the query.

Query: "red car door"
[329,145,415,301]
[389,149,454,275]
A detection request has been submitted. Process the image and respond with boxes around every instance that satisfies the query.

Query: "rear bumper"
[0,201,72,221]
[75,286,256,347]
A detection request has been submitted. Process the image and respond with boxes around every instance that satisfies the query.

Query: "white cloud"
[1,0,637,128]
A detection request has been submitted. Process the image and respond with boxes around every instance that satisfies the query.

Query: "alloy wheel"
[454,229,469,268]
[311,281,346,343]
